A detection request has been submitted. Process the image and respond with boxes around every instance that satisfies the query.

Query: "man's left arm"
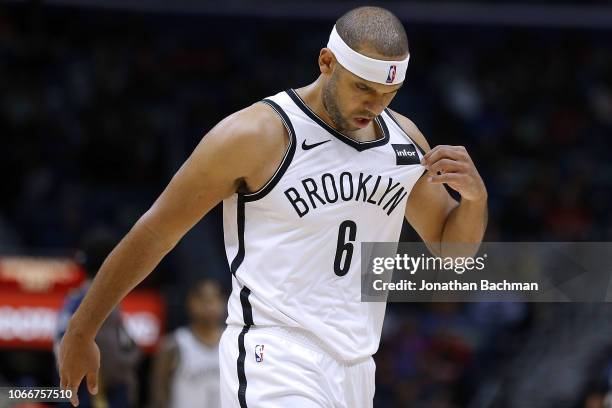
[389,110,488,256]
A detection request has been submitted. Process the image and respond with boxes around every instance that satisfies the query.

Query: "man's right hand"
[58,329,100,407]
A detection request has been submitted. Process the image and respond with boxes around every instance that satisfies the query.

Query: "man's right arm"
[58,103,287,406]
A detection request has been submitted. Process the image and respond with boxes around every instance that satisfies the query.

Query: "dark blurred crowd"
[1,2,612,407]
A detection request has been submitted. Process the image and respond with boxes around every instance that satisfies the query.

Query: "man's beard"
[322,74,355,132]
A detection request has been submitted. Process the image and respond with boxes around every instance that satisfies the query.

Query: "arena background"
[1,0,611,406]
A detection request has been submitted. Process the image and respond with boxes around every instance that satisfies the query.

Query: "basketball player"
[58,6,487,407]
[150,279,224,408]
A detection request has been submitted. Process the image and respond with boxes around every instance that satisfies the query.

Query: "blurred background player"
[149,279,224,408]
[55,226,141,408]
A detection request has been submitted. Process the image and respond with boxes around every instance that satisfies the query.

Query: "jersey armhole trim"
[384,109,429,183]
[384,108,427,156]
[242,99,297,202]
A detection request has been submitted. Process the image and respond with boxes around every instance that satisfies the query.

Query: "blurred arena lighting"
[5,0,612,29]
[0,257,84,293]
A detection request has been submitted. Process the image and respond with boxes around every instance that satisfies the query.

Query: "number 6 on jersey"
[334,220,357,276]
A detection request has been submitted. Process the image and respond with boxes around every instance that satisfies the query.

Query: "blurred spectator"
[149,279,225,408]
[54,226,141,408]
[583,390,605,408]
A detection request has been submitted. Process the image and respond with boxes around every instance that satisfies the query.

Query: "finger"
[59,373,79,406]
[64,378,82,407]
[422,148,467,167]
[427,144,467,154]
[72,389,80,407]
[428,173,465,184]
[427,159,465,175]
[422,146,469,167]
[59,374,72,395]
[86,370,99,395]
[422,144,450,155]
[421,144,454,160]
[68,385,80,407]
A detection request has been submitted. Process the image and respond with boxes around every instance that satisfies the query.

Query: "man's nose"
[364,96,385,116]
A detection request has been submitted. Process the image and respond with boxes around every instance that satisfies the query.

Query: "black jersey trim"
[286,89,390,152]
[240,286,254,326]
[384,109,429,182]
[384,108,427,155]
[237,286,253,407]
[237,325,250,408]
[242,99,297,203]
[230,195,246,276]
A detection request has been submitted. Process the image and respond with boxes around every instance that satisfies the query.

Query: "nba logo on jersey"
[386,65,397,83]
[255,345,264,362]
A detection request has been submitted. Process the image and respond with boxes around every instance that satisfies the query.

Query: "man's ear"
[318,48,335,75]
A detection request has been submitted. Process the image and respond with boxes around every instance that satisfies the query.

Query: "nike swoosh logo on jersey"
[302,140,331,150]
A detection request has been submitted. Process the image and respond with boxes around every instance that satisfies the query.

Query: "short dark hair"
[187,278,221,300]
[335,6,408,58]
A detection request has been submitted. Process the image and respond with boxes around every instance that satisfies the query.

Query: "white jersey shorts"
[219,325,376,408]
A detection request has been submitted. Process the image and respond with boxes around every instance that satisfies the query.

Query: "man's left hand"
[421,145,487,202]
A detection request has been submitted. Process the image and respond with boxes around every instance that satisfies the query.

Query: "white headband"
[326,25,409,85]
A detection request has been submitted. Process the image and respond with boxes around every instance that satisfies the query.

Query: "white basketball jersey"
[223,89,425,362]
[170,327,220,408]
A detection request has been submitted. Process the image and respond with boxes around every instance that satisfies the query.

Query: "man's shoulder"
[200,101,289,175]
[387,108,431,152]
[216,102,287,147]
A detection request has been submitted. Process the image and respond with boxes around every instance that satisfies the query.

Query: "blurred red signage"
[0,290,164,353]
[0,256,164,352]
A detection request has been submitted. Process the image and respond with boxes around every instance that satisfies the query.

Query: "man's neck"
[189,323,221,347]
